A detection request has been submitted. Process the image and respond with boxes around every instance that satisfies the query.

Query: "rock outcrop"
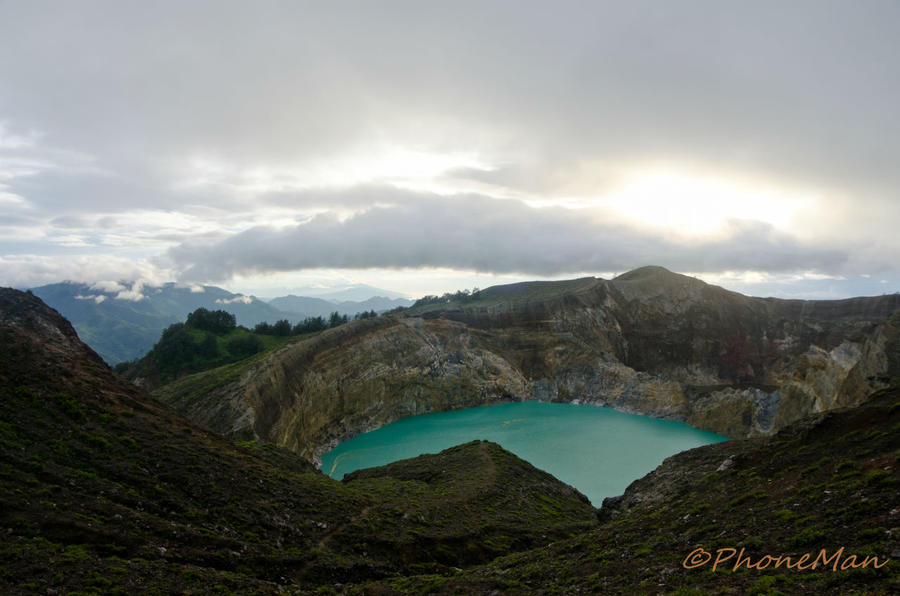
[151,267,900,462]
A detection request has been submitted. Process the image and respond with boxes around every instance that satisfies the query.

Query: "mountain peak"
[0,287,83,348]
[609,267,715,305]
[614,265,683,282]
[0,287,111,390]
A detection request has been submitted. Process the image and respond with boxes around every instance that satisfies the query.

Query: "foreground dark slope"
[0,289,596,594]
[1,289,897,595]
[150,266,900,462]
[364,388,900,595]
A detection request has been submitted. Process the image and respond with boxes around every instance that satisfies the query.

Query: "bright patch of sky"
[0,1,897,299]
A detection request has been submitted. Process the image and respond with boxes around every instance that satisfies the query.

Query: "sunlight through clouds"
[606,169,819,236]
[0,1,896,298]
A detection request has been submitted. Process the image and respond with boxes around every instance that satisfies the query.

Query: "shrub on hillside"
[226,334,263,357]
[185,308,236,334]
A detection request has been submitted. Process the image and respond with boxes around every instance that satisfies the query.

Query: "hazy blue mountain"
[30,282,293,365]
[308,284,409,302]
[267,295,343,317]
[336,295,412,312]
[269,293,413,317]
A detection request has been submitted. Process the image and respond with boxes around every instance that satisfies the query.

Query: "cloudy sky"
[1,1,898,299]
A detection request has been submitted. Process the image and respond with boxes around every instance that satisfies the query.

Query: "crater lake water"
[320,401,728,505]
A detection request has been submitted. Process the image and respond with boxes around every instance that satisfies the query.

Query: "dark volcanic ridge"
[0,288,595,594]
[141,266,899,464]
[1,287,898,593]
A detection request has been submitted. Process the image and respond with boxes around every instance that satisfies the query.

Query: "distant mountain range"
[283,283,409,302]
[267,294,411,317]
[30,281,412,364]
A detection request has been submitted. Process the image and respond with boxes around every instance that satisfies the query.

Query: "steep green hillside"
[119,307,377,392]
[0,288,596,594]
[117,307,300,388]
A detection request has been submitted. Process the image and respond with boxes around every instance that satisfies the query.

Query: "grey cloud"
[1,1,898,197]
[167,191,845,282]
[50,215,90,229]
[0,1,897,287]
[7,168,160,213]
[50,215,120,230]
[260,185,417,210]
[0,213,42,227]
[0,254,167,289]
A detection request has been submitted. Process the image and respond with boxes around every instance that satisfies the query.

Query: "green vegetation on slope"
[149,347,280,429]
[29,282,292,365]
[115,308,297,386]
[340,440,593,567]
[364,388,900,594]
[31,281,401,365]
[406,277,601,315]
[0,288,597,594]
[884,309,900,386]
[118,307,383,390]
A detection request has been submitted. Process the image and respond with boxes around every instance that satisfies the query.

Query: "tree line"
[412,288,482,307]
[115,307,382,379]
[251,309,378,336]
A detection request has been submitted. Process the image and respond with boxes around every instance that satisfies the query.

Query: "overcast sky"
[1,1,898,299]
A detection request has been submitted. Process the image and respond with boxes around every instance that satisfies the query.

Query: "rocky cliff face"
[152,267,900,462]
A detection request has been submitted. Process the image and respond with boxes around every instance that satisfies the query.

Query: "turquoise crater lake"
[321,401,728,505]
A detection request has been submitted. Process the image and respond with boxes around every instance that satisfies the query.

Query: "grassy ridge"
[405,276,601,316]
[117,314,305,388]
[150,345,285,418]
[367,388,900,594]
[0,288,598,594]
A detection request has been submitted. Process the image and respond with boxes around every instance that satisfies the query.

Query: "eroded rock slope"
[151,267,900,461]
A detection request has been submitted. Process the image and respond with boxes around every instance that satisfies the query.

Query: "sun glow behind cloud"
[605,169,818,237]
[0,2,897,299]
